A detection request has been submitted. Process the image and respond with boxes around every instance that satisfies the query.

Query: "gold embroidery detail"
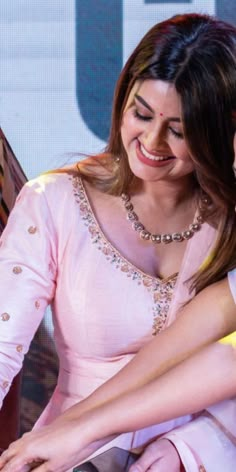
[71,176,177,335]
[35,300,40,309]
[16,344,23,353]
[1,313,10,321]
[28,226,37,234]
[152,277,177,335]
[2,381,9,389]
[13,266,22,274]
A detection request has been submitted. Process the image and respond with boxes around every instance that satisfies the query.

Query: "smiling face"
[121,79,195,186]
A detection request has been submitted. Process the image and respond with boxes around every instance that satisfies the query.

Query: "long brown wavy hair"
[77,13,236,293]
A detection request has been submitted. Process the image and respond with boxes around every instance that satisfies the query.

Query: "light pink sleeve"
[228,269,236,303]
[0,177,57,407]
[162,400,236,471]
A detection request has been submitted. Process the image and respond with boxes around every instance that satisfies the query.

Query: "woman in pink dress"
[0,12,236,472]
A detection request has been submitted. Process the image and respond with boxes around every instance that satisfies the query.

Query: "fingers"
[129,439,181,472]
[0,458,31,472]
[0,444,19,469]
[129,441,162,471]
[0,458,48,472]
[0,455,31,472]
[29,462,52,472]
[130,460,175,472]
[0,444,43,472]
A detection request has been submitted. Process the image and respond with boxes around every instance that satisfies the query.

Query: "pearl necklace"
[121,193,208,244]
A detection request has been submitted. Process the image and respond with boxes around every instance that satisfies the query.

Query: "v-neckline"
[72,175,180,284]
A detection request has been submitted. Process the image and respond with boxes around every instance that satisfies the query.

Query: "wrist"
[76,409,107,445]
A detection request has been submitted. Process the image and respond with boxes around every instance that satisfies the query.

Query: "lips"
[136,140,176,167]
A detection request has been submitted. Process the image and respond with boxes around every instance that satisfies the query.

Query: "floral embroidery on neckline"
[71,175,177,334]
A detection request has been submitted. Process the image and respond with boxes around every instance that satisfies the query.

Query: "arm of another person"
[127,334,236,472]
[0,277,236,471]
[57,275,236,418]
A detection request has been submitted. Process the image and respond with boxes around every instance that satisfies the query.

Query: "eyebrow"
[134,94,181,122]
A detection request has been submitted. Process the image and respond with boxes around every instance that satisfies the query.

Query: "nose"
[143,122,167,153]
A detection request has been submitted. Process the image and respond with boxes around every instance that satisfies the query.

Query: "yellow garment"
[199,251,215,271]
[219,332,236,347]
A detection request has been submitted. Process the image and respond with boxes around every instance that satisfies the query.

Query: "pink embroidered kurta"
[0,172,190,446]
[0,171,234,470]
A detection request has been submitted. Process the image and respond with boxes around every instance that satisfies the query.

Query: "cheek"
[170,139,190,161]
[120,122,127,151]
[172,142,194,171]
[121,111,142,145]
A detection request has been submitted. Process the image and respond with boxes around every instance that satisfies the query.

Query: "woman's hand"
[0,416,104,472]
[129,439,184,472]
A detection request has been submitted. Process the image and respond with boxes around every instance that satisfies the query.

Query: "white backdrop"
[0,0,217,179]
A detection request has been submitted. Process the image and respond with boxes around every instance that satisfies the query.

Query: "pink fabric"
[207,399,236,442]
[166,220,216,326]
[0,172,194,451]
[1,172,233,469]
[163,411,236,471]
[228,269,236,303]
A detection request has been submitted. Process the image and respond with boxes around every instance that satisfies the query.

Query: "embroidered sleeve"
[0,179,57,407]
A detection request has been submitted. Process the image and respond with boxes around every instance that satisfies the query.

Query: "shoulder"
[21,171,76,205]
[26,171,74,192]
[13,172,79,228]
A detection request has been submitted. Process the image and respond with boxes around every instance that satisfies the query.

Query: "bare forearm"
[61,278,236,422]
[86,341,236,441]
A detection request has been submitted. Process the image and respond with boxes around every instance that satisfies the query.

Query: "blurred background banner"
[0,0,235,433]
[0,0,235,179]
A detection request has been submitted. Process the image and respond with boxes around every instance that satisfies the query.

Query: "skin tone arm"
[0,335,235,471]
[88,339,236,438]
[58,277,236,418]
[0,277,236,471]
